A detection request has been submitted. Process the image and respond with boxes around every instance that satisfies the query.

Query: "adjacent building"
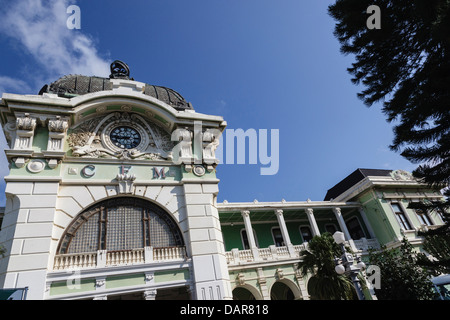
[0,61,447,300]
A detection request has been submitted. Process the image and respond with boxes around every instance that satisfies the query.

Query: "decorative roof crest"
[109,60,132,80]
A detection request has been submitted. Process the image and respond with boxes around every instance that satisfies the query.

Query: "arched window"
[58,197,183,254]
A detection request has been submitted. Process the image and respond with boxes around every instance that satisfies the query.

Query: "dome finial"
[109,60,131,80]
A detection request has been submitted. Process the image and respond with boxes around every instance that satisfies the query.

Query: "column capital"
[274,209,283,216]
[241,210,250,217]
[332,207,342,214]
[305,208,314,214]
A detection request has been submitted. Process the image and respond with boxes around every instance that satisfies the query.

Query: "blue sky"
[0,0,415,206]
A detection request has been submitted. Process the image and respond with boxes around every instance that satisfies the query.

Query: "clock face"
[109,126,142,149]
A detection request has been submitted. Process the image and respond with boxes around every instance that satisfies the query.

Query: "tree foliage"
[328,0,449,200]
[328,0,450,271]
[297,233,357,300]
[368,237,437,300]
[417,224,450,274]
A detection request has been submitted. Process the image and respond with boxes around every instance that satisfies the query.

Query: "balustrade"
[224,239,380,266]
[225,244,308,265]
[53,252,97,270]
[53,246,186,271]
[351,238,381,252]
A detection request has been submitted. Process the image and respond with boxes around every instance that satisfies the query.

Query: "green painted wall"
[32,126,48,152]
[106,273,145,289]
[50,278,96,296]
[154,269,190,283]
[48,268,190,297]
[9,159,62,176]
[60,163,181,182]
[356,191,397,245]
[222,225,245,251]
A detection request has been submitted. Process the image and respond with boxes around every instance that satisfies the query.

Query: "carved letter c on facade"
[81,165,96,178]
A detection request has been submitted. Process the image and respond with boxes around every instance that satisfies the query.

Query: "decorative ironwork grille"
[58,198,183,254]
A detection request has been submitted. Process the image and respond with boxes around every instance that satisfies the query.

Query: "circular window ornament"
[110,126,142,149]
[102,121,148,153]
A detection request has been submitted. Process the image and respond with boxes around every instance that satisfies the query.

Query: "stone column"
[332,207,351,240]
[274,209,295,256]
[241,210,260,260]
[358,207,376,239]
[305,208,320,236]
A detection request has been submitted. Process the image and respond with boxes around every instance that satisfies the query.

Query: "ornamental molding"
[390,169,414,181]
[276,268,284,280]
[67,111,174,161]
[95,278,106,289]
[116,173,136,194]
[237,273,245,286]
[16,113,37,131]
[48,116,69,133]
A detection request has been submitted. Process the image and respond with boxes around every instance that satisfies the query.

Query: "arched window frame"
[57,197,184,254]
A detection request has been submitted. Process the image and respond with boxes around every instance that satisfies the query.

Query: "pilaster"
[0,180,60,300]
[183,179,232,300]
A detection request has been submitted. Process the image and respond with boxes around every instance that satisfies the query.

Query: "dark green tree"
[297,233,357,300]
[328,0,450,271]
[368,237,437,300]
[416,224,450,274]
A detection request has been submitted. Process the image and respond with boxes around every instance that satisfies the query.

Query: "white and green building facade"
[0,61,447,300]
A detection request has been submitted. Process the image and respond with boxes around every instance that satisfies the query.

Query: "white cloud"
[0,76,32,95]
[0,0,110,87]
[0,0,111,206]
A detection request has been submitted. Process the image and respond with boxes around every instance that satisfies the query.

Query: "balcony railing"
[53,246,187,271]
[351,238,380,252]
[225,239,381,266]
[225,243,308,265]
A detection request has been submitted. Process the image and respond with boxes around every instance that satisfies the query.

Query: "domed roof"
[38,60,193,111]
